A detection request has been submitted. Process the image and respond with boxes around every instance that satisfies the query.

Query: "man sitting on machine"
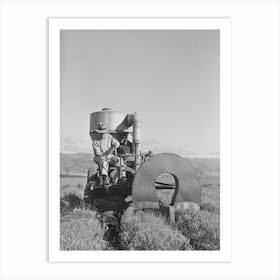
[92,122,126,186]
[117,131,134,154]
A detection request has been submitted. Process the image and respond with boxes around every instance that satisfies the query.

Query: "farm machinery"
[84,108,201,227]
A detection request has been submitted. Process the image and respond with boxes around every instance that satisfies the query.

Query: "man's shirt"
[92,134,120,157]
[117,139,134,154]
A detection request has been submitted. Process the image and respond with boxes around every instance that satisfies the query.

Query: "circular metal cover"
[132,153,201,210]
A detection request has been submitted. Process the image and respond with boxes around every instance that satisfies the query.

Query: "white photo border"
[49,18,231,262]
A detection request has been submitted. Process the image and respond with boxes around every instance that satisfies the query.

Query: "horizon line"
[60,151,220,159]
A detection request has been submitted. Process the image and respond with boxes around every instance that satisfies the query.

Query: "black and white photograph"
[49,18,231,261]
[59,26,222,251]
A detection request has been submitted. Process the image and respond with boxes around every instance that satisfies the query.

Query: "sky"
[60,30,220,157]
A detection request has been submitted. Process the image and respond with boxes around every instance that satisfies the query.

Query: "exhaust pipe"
[126,113,141,168]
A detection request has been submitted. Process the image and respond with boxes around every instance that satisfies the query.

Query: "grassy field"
[60,209,108,250]
[120,210,193,250]
[60,177,220,251]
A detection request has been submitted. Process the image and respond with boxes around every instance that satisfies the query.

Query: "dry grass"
[60,209,108,250]
[172,185,220,250]
[120,210,192,250]
[200,184,220,214]
[59,181,220,251]
[60,184,84,216]
[175,209,220,250]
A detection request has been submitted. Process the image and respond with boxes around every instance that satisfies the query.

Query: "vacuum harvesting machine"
[84,108,201,223]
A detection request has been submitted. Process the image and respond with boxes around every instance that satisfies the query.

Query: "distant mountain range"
[60,152,220,177]
[188,158,220,174]
[60,153,92,176]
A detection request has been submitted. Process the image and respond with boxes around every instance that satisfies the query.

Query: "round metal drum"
[90,108,127,133]
[132,153,201,210]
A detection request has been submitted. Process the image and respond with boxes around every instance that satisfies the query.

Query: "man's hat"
[94,122,108,133]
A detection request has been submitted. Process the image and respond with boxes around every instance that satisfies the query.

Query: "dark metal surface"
[132,153,201,210]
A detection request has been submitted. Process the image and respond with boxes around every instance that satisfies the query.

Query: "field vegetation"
[60,184,84,216]
[120,210,192,250]
[60,209,108,250]
[176,210,220,250]
[60,180,220,250]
